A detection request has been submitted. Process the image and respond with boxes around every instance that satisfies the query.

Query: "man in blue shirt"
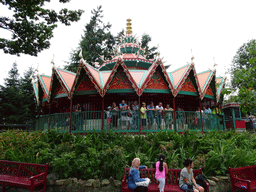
[119,100,127,110]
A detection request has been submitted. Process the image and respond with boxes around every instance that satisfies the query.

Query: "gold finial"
[213,57,217,68]
[191,49,194,61]
[126,18,132,34]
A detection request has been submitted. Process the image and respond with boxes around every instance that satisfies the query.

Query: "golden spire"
[126,18,132,34]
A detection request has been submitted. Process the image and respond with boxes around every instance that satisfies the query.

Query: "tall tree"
[140,33,158,60]
[0,0,83,56]
[230,39,256,114]
[0,62,28,123]
[231,39,256,89]
[20,67,37,122]
[65,6,115,72]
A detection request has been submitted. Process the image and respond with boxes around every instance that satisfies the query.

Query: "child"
[155,154,168,192]
[106,106,112,123]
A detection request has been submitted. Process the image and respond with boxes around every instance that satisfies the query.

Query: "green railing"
[35,110,225,133]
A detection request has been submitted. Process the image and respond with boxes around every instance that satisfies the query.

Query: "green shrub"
[2,129,256,180]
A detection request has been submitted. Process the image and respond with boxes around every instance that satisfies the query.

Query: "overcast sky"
[1,0,256,86]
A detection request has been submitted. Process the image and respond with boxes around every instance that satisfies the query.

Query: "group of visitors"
[128,156,204,192]
[140,102,174,129]
[106,100,175,129]
[246,114,256,131]
[106,100,140,129]
[105,100,222,130]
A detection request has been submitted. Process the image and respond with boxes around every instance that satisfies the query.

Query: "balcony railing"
[35,110,225,133]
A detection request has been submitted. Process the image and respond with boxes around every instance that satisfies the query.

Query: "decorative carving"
[42,93,47,100]
[146,71,169,90]
[180,77,197,92]
[205,86,213,96]
[76,75,96,91]
[54,82,66,96]
[108,70,133,89]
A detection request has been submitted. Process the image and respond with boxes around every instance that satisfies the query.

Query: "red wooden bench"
[229,165,256,191]
[0,160,49,192]
[122,166,209,192]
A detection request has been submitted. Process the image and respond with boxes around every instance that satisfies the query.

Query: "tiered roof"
[34,19,226,104]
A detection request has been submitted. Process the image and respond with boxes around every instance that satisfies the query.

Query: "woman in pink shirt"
[155,154,168,192]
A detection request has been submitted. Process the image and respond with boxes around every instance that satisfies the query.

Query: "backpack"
[195,174,207,191]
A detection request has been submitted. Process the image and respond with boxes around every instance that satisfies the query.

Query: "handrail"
[35,110,225,133]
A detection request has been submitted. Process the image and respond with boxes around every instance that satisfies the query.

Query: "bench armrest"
[233,177,251,183]
[122,174,127,185]
[232,177,251,190]
[29,172,47,181]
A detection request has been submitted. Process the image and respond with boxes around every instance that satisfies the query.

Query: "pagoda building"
[33,19,226,133]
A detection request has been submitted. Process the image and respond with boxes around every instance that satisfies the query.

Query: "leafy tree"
[231,39,256,89]
[230,39,256,114]
[0,62,28,123]
[20,67,37,122]
[140,33,158,60]
[65,6,115,72]
[0,0,83,56]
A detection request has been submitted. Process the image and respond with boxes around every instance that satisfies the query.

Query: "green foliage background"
[1,129,256,180]
[229,39,256,114]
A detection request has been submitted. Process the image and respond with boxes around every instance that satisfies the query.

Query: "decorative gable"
[54,82,66,96]
[180,77,197,92]
[108,69,133,90]
[76,75,96,91]
[205,86,213,96]
[146,71,169,90]
[42,92,47,100]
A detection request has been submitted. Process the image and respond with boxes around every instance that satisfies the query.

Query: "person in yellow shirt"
[212,107,220,114]
[140,102,147,129]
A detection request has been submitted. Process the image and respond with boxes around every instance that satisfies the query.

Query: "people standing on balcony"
[119,100,127,110]
[132,101,139,130]
[177,106,185,130]
[125,105,133,129]
[164,104,173,129]
[147,102,155,129]
[140,102,147,130]
[111,102,119,128]
[119,100,128,129]
[203,106,209,113]
[202,106,209,127]
[75,103,82,130]
[196,107,203,129]
[212,107,219,114]
[207,105,212,113]
[156,102,163,128]
[106,106,112,127]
